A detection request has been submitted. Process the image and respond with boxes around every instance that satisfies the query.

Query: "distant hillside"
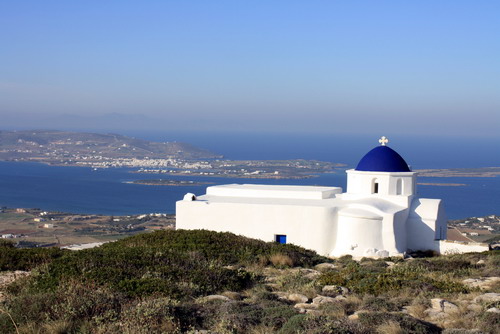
[0,130,221,160]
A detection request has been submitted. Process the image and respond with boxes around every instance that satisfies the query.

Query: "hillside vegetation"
[0,231,499,333]
[0,130,220,160]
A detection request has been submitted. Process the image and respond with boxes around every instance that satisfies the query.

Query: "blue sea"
[0,132,498,219]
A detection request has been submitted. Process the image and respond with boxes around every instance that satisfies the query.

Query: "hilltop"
[0,130,221,162]
[0,230,499,333]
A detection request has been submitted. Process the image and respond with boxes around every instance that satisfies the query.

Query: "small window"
[372,178,379,194]
[396,178,403,195]
[275,234,287,244]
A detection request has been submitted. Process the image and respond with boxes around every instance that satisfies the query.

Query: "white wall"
[176,199,337,256]
[331,209,384,257]
[407,198,445,251]
[346,170,416,197]
[207,184,342,200]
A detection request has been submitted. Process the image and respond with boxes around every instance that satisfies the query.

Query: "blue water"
[0,160,498,219]
[124,131,500,169]
[0,131,498,219]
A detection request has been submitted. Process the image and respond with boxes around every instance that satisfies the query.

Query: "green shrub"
[110,229,331,267]
[358,312,441,334]
[279,314,308,334]
[477,312,500,334]
[260,305,298,329]
[317,261,469,295]
[31,246,255,299]
[360,295,400,312]
[0,247,65,271]
[286,315,368,334]
[0,239,14,248]
[118,297,180,333]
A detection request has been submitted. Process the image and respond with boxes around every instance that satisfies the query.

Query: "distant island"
[133,159,342,179]
[127,179,214,186]
[417,182,467,187]
[0,130,346,179]
[0,129,221,162]
[416,167,500,178]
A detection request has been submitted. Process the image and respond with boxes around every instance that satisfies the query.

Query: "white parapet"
[206,184,342,200]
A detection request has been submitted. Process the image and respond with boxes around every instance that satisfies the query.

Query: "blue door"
[275,234,287,244]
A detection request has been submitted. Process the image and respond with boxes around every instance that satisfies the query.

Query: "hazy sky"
[1,1,499,136]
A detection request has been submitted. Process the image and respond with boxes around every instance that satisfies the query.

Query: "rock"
[335,295,347,301]
[462,277,500,290]
[273,291,288,300]
[486,307,500,313]
[0,270,30,286]
[431,298,459,313]
[322,285,349,297]
[299,268,321,279]
[376,250,389,257]
[473,293,500,304]
[272,291,293,303]
[287,293,309,304]
[347,310,368,321]
[294,303,319,310]
[203,295,231,302]
[222,291,243,300]
[385,261,395,267]
[466,304,483,312]
[424,308,449,320]
[0,271,30,302]
[264,276,278,283]
[476,259,485,265]
[305,309,322,315]
[312,295,336,305]
[314,263,337,271]
[264,283,280,290]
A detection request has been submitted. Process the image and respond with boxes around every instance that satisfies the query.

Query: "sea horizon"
[0,159,498,220]
[122,130,500,170]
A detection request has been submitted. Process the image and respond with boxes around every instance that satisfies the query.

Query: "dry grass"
[319,302,346,318]
[42,321,76,334]
[343,295,363,315]
[407,295,430,319]
[248,324,279,334]
[406,303,428,319]
[440,304,481,331]
[269,253,294,267]
[376,320,404,334]
[17,320,76,334]
[272,270,320,298]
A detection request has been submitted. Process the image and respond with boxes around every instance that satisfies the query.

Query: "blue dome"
[355,146,411,172]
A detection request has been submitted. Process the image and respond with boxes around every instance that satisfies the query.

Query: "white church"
[176,137,488,257]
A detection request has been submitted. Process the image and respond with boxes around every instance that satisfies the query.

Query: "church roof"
[355,145,411,172]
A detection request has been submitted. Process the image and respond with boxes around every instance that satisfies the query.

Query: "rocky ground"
[0,271,29,303]
[199,260,500,333]
[1,230,499,333]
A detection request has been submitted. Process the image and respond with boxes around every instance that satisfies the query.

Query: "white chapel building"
[176,137,485,257]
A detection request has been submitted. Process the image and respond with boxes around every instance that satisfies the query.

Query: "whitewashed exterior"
[176,141,486,257]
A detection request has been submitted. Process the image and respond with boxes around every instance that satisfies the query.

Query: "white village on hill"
[176,137,488,258]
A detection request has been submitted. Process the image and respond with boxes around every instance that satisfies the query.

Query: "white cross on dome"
[379,136,389,146]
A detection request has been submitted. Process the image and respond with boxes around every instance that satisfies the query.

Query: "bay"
[0,161,497,219]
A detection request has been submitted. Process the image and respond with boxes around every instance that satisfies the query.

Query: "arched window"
[396,178,403,195]
[372,178,379,194]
